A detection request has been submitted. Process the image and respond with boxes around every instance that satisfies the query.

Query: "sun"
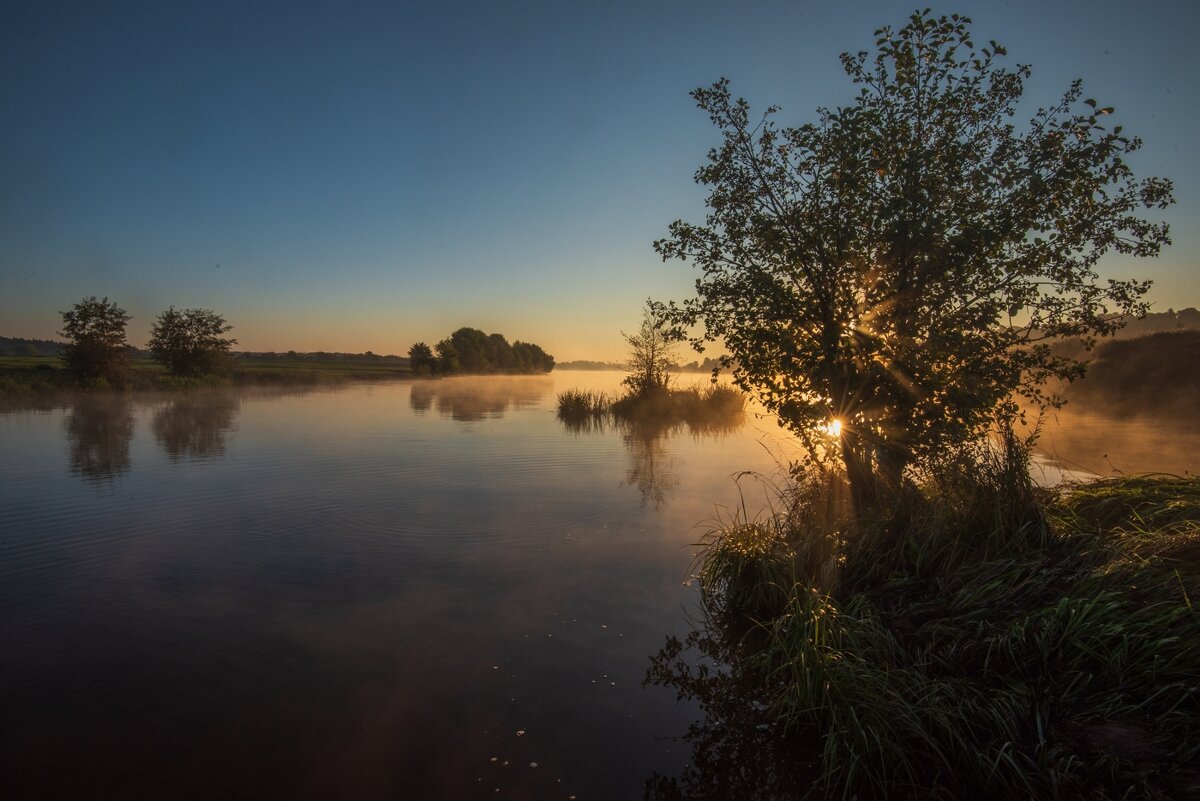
[825,418,842,438]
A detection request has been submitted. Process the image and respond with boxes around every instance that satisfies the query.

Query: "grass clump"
[648,440,1200,800]
[555,388,612,420]
[556,383,744,432]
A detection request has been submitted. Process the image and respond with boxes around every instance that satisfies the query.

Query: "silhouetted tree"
[59,296,132,386]
[416,329,554,374]
[434,338,460,374]
[655,11,1173,515]
[449,327,491,372]
[408,341,436,375]
[623,304,677,397]
[148,307,237,377]
[488,332,516,370]
[511,341,554,373]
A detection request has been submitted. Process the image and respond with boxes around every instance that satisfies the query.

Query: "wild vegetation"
[643,10,1192,800]
[647,441,1200,800]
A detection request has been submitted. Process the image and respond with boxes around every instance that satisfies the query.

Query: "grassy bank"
[0,355,411,394]
[648,443,1200,800]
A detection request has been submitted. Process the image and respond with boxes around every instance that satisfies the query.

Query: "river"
[1,372,1195,799]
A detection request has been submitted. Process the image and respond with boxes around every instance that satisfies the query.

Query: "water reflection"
[644,623,816,800]
[559,413,746,507]
[152,394,241,461]
[624,423,678,508]
[409,376,552,421]
[64,396,135,481]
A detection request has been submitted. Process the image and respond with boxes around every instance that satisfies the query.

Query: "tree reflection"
[152,393,241,460]
[408,377,551,421]
[622,420,679,508]
[64,396,135,481]
[559,410,744,508]
[644,620,818,800]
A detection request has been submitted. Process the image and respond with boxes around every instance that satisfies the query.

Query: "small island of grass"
[555,307,745,430]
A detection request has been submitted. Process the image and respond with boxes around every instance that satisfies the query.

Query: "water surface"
[2,374,796,800]
[2,374,1195,799]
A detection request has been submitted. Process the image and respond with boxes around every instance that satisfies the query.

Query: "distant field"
[0,355,411,393]
[231,357,410,377]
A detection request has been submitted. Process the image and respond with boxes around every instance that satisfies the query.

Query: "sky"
[1,0,1197,361]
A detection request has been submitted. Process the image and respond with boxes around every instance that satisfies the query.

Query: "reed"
[554,388,612,420]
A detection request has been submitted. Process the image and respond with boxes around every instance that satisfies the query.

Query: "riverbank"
[648,446,1200,800]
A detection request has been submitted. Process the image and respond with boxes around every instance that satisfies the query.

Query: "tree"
[434,337,460,374]
[148,306,237,377]
[59,296,132,385]
[511,340,554,373]
[622,304,677,397]
[408,341,436,375]
[655,11,1173,515]
[449,327,492,372]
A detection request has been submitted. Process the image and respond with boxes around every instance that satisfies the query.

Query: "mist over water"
[1,374,1194,798]
[1024,406,1200,482]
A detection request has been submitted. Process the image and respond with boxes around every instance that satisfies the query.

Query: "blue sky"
[2,0,1196,359]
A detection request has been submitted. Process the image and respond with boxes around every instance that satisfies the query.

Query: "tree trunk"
[841,435,910,523]
[841,434,876,521]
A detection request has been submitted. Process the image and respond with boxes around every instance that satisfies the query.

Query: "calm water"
[1,373,802,800]
[2,374,1195,799]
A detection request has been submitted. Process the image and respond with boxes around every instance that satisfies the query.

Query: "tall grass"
[555,388,612,418]
[650,438,1200,800]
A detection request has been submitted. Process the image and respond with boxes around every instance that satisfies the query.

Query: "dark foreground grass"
[647,443,1200,800]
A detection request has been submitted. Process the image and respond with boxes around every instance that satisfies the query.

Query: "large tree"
[59,296,132,386]
[148,306,237,377]
[655,11,1173,514]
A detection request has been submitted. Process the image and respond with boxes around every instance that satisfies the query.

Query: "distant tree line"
[238,350,406,363]
[408,327,554,376]
[0,336,66,357]
[555,356,731,373]
[555,359,626,371]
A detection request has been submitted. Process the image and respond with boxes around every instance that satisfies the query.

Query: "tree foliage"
[654,11,1173,512]
[413,328,555,375]
[623,305,678,397]
[59,296,132,385]
[148,306,237,377]
[408,341,436,375]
